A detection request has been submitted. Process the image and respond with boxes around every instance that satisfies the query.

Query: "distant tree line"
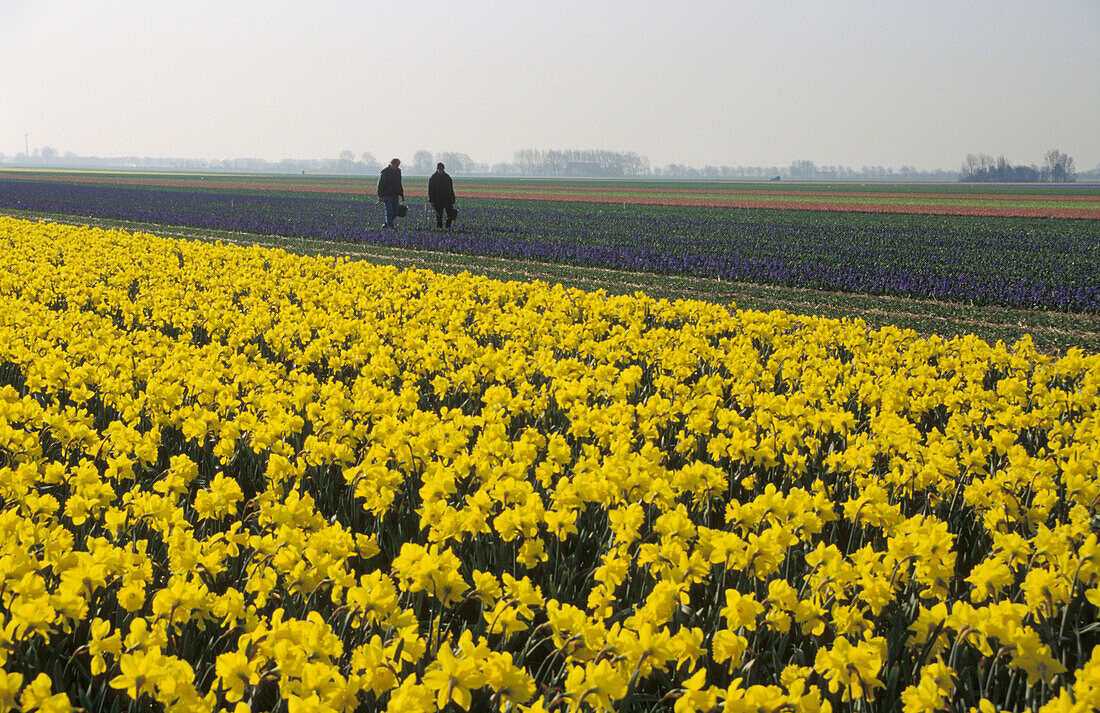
[0,148,389,175]
[5,146,1092,181]
[405,150,486,176]
[510,149,650,177]
[959,150,1076,182]
[655,160,957,182]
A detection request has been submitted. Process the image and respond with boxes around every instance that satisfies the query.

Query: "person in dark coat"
[377,158,405,228]
[427,162,458,229]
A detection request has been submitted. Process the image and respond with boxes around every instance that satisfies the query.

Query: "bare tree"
[789,160,817,179]
[412,151,434,175]
[1042,149,1075,182]
[961,153,997,181]
[438,152,475,174]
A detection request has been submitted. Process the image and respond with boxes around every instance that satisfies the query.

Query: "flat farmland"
[6,169,1100,217]
[3,169,1100,711]
[2,169,1098,353]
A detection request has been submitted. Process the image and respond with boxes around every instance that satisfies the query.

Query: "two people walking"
[377,158,458,230]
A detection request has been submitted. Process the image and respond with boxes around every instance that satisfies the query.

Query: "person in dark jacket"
[427,162,458,229]
[377,158,405,228]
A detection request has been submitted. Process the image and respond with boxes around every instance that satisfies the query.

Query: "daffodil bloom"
[459,569,498,608]
[712,629,748,671]
[87,618,122,676]
[285,692,335,713]
[346,571,400,628]
[901,659,955,713]
[0,671,23,711]
[813,633,887,702]
[19,673,72,713]
[117,579,147,613]
[668,628,705,672]
[1021,566,1071,620]
[1037,644,1100,711]
[150,573,212,631]
[384,675,435,713]
[215,650,262,703]
[721,589,763,631]
[123,617,169,651]
[481,651,535,705]
[566,659,629,712]
[9,595,56,640]
[674,668,717,713]
[794,598,828,636]
[420,636,487,711]
[721,679,793,713]
[110,647,165,700]
[193,472,245,520]
[763,578,798,633]
[966,557,1016,603]
[1000,620,1068,685]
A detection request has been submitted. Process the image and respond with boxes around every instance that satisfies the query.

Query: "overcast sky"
[3,0,1098,171]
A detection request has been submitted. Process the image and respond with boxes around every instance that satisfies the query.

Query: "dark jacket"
[427,171,456,206]
[377,166,404,198]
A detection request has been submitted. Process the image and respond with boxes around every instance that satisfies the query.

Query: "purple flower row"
[2,178,1097,312]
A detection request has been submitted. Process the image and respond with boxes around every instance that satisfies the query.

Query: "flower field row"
[410,192,1100,219]
[2,178,1098,313]
[8,172,1100,217]
[0,216,1099,712]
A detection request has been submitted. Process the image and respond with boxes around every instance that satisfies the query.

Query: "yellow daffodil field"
[1,215,1099,713]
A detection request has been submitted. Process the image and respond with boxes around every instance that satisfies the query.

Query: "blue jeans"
[382,195,400,227]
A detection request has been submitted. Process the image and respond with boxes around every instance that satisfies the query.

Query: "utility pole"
[25,134,29,157]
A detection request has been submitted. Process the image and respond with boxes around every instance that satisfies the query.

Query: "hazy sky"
[3,0,1098,170]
